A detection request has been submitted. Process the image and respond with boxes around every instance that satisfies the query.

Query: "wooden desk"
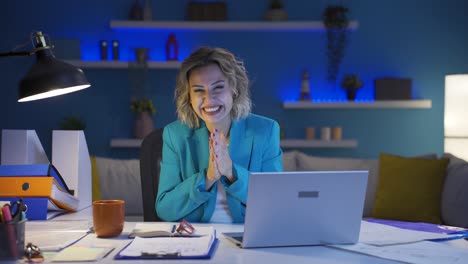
[26,207,466,264]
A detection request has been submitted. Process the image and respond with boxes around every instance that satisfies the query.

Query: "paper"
[119,225,216,258]
[331,241,468,264]
[27,231,89,251]
[360,221,455,246]
[51,245,114,262]
[120,236,214,257]
[26,220,91,232]
[26,220,91,251]
[365,218,467,234]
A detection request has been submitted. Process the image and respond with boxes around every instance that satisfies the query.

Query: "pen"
[1,204,12,223]
[171,224,176,233]
[2,204,18,258]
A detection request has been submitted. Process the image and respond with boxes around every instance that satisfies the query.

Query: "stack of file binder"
[0,164,79,220]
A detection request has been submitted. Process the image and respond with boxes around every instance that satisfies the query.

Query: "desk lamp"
[0,31,90,102]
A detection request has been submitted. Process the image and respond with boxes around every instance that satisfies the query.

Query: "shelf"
[110,138,142,148]
[283,100,432,109]
[65,60,181,69]
[110,20,359,32]
[110,138,357,149]
[280,139,358,148]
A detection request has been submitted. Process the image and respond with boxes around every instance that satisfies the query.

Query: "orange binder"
[0,177,78,211]
[0,177,65,196]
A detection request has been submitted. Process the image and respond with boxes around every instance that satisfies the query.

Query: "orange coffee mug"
[93,200,125,238]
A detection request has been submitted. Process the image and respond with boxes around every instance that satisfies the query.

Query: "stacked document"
[329,221,468,264]
[0,164,79,219]
[117,223,217,259]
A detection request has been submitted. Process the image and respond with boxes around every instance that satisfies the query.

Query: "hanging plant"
[323,5,349,85]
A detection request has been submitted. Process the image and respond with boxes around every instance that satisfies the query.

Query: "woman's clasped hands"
[206,128,233,189]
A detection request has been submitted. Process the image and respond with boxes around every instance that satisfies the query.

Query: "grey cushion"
[441,153,468,228]
[94,157,143,216]
[295,152,378,217]
[282,151,298,171]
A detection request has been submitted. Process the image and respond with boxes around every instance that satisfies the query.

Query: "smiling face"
[188,63,233,131]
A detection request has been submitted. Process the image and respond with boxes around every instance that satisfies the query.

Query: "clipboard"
[113,238,219,260]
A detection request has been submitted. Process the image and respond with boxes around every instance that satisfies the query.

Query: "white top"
[210,181,233,223]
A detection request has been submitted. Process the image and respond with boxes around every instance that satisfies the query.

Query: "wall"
[1,0,468,160]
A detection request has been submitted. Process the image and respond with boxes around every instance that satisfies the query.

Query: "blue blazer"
[156,114,283,223]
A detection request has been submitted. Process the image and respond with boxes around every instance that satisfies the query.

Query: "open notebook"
[128,222,213,238]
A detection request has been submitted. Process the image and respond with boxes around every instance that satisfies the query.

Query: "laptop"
[223,170,368,248]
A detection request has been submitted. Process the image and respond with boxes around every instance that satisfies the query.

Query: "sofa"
[91,151,468,228]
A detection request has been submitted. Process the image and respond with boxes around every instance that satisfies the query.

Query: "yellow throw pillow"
[371,153,449,224]
[90,155,102,201]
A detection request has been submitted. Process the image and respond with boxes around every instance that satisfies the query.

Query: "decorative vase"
[134,111,154,139]
[346,89,357,101]
[165,34,179,61]
[135,48,149,64]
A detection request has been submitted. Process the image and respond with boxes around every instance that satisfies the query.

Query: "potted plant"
[130,98,156,139]
[341,74,363,101]
[264,0,288,21]
[323,5,349,86]
[58,115,86,130]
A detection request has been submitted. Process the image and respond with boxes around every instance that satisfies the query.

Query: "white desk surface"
[22,207,468,264]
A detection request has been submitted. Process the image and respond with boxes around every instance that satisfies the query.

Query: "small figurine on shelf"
[100,40,108,60]
[129,0,143,20]
[112,40,119,60]
[143,0,153,21]
[299,70,311,100]
[165,34,179,61]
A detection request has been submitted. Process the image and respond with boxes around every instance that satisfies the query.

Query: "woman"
[156,46,283,223]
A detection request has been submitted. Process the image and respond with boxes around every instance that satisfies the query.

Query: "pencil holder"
[0,220,26,260]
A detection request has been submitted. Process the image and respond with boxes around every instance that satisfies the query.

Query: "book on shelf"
[128,222,214,238]
[117,223,217,259]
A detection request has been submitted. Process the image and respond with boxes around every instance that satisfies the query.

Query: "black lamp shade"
[18,48,90,102]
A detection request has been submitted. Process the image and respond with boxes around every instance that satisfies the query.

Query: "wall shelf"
[110,20,359,32]
[110,138,357,148]
[110,138,142,148]
[280,139,358,148]
[283,100,432,109]
[65,60,181,69]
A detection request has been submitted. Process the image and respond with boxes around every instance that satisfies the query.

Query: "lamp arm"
[0,51,33,57]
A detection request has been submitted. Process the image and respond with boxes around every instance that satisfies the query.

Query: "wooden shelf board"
[65,60,181,69]
[280,139,358,148]
[110,20,359,32]
[283,100,432,109]
[110,138,357,148]
[110,138,142,148]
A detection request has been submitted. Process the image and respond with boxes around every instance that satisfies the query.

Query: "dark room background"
[1,0,468,160]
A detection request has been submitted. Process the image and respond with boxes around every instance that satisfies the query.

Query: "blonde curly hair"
[174,46,251,128]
